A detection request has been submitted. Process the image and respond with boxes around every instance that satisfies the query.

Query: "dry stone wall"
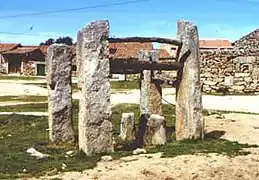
[200,49,259,94]
[234,29,259,50]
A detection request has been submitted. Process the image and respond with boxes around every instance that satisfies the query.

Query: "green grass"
[0,102,257,179]
[0,96,47,102]
[0,75,44,81]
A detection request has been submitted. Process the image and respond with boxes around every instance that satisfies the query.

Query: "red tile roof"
[2,46,39,55]
[0,43,21,53]
[199,40,233,49]
[158,49,171,59]
[39,45,49,55]
[109,42,153,59]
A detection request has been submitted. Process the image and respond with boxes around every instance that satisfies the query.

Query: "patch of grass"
[0,102,257,179]
[0,96,47,102]
[148,139,255,157]
[0,75,44,81]
[0,103,48,112]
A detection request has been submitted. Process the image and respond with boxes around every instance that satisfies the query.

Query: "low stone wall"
[200,49,259,94]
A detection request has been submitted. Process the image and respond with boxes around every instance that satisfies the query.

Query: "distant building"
[160,39,233,57]
[0,42,170,77]
[0,45,48,75]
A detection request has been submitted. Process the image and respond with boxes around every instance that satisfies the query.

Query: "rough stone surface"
[119,113,135,141]
[175,20,204,141]
[77,20,113,156]
[133,148,147,155]
[144,114,166,145]
[161,48,259,95]
[139,50,162,115]
[46,44,75,144]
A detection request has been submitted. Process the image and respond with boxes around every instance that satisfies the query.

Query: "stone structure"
[77,20,114,156]
[139,50,163,115]
[200,49,259,94]
[119,113,135,141]
[46,44,75,144]
[160,27,259,95]
[144,114,166,145]
[233,28,259,50]
[175,20,204,141]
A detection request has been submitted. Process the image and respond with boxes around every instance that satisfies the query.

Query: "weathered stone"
[211,86,219,90]
[231,85,245,91]
[203,80,217,86]
[235,73,250,77]
[77,20,113,156]
[235,81,246,86]
[119,113,135,141]
[133,148,147,155]
[139,50,162,115]
[144,114,166,145]
[101,155,113,162]
[46,44,75,144]
[244,77,252,82]
[175,20,204,141]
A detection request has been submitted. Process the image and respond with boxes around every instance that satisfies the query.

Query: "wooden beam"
[108,37,182,46]
[110,59,181,73]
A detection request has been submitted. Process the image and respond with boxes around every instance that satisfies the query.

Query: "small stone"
[61,163,67,170]
[120,156,139,162]
[66,150,74,155]
[203,80,217,86]
[133,148,147,155]
[7,134,12,137]
[234,73,250,77]
[101,155,113,162]
[23,169,27,173]
[231,85,245,91]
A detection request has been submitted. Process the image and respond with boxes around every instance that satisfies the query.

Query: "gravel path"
[1,82,259,113]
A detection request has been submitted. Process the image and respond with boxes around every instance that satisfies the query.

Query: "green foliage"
[0,75,44,80]
[0,96,47,102]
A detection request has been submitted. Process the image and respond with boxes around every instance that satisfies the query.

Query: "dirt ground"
[1,81,259,179]
[29,114,259,180]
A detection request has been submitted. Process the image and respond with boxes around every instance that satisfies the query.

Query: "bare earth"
[28,113,259,180]
[1,82,259,179]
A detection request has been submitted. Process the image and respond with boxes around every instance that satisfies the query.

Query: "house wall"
[0,54,8,74]
[161,49,259,94]
[234,29,259,49]
[200,49,259,94]
[22,61,37,75]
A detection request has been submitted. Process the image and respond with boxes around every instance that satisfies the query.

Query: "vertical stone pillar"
[46,44,75,144]
[119,113,135,141]
[77,20,113,156]
[139,50,162,115]
[144,114,166,145]
[137,50,163,147]
[175,20,204,141]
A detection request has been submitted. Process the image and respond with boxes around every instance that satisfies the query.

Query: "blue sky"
[0,0,259,45]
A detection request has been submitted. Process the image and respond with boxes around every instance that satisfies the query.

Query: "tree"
[40,36,73,46]
[55,36,73,45]
[40,38,55,45]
